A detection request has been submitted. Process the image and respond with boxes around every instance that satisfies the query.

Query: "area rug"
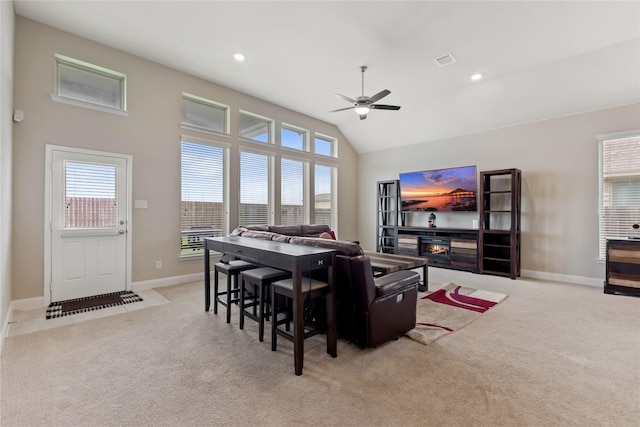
[405,282,508,345]
[46,291,143,319]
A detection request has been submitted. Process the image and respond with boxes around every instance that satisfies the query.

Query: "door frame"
[44,144,133,305]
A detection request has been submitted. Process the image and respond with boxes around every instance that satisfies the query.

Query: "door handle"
[119,230,125,235]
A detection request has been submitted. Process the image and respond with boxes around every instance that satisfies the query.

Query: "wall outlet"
[155,260,162,269]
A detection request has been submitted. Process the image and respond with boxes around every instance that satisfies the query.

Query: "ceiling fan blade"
[368,89,391,104]
[329,106,355,113]
[370,104,401,111]
[359,113,367,120]
[334,94,357,104]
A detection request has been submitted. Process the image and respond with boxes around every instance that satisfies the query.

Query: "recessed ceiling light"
[233,53,246,62]
[470,73,483,81]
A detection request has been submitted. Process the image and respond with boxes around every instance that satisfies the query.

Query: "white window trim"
[314,132,338,158]
[180,135,231,259]
[181,92,230,136]
[281,122,309,152]
[53,54,127,115]
[238,110,274,144]
[597,129,640,261]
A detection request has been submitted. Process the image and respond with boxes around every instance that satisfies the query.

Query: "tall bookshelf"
[376,180,400,253]
[478,169,521,279]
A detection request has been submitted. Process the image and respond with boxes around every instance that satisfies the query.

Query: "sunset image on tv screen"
[399,165,477,212]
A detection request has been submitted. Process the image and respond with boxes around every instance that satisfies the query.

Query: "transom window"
[53,54,126,113]
[315,134,336,157]
[239,111,273,143]
[281,124,308,151]
[598,132,640,259]
[182,93,229,135]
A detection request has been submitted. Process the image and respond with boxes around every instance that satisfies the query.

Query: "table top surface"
[206,235,336,256]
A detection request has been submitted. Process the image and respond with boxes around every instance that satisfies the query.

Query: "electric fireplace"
[420,237,451,259]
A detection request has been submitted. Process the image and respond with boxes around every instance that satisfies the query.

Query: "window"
[181,138,227,255]
[64,162,117,229]
[239,150,272,225]
[239,111,272,143]
[282,124,307,151]
[281,158,307,225]
[314,164,336,229]
[598,132,640,259]
[182,93,229,134]
[315,134,336,157]
[53,54,126,113]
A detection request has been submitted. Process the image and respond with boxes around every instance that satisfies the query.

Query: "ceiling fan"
[330,66,401,120]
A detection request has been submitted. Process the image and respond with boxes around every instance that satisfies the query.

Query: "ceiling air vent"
[434,53,456,67]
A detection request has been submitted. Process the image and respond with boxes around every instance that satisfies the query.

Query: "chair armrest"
[374,270,420,296]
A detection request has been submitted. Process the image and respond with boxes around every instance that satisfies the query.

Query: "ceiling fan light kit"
[330,65,401,120]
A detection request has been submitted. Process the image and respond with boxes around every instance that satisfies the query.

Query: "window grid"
[599,133,640,259]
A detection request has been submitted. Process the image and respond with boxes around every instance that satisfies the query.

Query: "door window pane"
[64,162,117,229]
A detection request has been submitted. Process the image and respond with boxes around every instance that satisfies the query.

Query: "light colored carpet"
[406,282,508,345]
[1,268,639,426]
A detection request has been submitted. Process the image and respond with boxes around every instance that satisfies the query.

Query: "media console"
[396,227,479,273]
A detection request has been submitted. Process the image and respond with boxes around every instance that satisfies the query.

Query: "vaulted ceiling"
[14,1,640,153]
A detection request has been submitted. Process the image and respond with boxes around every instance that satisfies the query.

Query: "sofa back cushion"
[300,224,331,236]
[268,225,302,236]
[287,236,364,257]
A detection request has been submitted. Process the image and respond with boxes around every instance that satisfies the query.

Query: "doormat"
[46,291,143,319]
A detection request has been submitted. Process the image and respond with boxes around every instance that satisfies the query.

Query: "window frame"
[180,135,230,258]
[314,133,337,158]
[280,157,309,225]
[598,130,640,260]
[51,54,128,116]
[238,110,274,144]
[181,93,230,137]
[238,148,274,226]
[281,123,309,152]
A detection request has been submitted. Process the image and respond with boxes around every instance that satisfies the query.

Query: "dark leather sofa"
[230,224,420,348]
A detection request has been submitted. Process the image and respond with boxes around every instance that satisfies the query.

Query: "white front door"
[49,148,129,302]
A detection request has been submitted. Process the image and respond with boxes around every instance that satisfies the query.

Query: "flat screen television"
[399,165,477,212]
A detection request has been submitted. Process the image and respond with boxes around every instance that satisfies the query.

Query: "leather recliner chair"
[348,255,420,348]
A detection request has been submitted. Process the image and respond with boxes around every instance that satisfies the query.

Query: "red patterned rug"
[405,282,508,345]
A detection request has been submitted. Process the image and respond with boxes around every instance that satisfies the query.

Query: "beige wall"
[1,1,14,333]
[12,17,358,300]
[358,103,640,283]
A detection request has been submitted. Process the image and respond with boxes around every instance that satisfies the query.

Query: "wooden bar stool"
[270,277,330,352]
[214,259,256,323]
[239,267,291,342]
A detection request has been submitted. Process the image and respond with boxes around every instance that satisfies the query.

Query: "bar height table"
[205,236,337,375]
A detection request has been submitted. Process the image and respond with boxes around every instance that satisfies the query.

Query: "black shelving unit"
[478,169,521,279]
[376,180,400,253]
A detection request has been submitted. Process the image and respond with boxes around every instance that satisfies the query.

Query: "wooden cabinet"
[376,180,400,253]
[479,169,521,279]
[605,239,640,296]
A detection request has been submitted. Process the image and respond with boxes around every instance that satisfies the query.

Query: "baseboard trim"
[521,269,603,287]
[131,272,204,292]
